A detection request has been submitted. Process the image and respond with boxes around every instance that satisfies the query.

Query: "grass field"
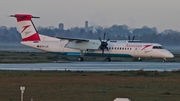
[0,51,180,101]
[0,70,180,101]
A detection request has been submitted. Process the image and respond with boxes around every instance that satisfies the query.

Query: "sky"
[0,0,180,32]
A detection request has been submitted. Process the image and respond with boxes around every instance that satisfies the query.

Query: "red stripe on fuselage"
[22,33,40,41]
[141,45,152,50]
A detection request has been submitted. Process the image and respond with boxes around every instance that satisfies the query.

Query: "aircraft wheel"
[105,57,111,62]
[77,57,84,61]
[163,58,166,62]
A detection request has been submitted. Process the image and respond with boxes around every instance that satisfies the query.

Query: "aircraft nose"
[169,53,174,58]
[166,51,174,58]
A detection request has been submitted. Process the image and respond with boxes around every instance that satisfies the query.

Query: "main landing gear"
[77,50,112,62]
[77,57,84,61]
[105,57,111,62]
[77,50,85,61]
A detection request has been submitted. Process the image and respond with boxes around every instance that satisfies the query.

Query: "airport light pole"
[20,86,25,101]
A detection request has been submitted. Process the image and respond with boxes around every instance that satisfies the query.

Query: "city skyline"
[0,0,180,32]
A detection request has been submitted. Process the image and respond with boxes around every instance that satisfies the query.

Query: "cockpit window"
[153,46,164,49]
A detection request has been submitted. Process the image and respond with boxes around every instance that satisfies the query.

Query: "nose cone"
[166,51,174,58]
[168,53,174,58]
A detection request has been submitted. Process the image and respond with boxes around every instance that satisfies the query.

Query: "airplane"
[9,14,174,62]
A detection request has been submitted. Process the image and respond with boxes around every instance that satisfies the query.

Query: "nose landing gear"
[163,58,166,62]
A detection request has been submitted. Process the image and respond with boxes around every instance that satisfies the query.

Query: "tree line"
[0,25,180,46]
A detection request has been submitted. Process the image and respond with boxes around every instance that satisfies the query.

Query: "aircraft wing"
[65,40,101,50]
[56,36,89,42]
[57,36,100,50]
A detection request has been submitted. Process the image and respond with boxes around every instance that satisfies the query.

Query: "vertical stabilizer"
[10,14,40,41]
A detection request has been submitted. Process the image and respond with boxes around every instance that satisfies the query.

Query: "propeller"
[132,36,135,41]
[128,35,135,42]
[128,35,130,41]
[99,33,110,54]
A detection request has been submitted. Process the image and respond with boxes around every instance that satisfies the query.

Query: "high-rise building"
[58,23,64,30]
[85,21,88,32]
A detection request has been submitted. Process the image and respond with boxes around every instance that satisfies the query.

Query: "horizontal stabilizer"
[9,14,40,19]
[10,14,41,41]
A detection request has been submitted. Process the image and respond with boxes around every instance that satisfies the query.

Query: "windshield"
[153,46,164,49]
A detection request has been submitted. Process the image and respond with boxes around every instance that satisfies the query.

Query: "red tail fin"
[10,14,40,41]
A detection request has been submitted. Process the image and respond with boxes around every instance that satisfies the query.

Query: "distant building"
[58,23,64,30]
[85,21,88,32]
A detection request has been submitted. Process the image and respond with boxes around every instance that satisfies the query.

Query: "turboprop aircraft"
[10,14,174,62]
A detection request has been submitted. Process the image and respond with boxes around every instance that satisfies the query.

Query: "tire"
[105,57,111,62]
[77,57,84,61]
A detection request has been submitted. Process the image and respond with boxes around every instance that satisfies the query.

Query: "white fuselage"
[11,14,174,60]
[21,39,174,59]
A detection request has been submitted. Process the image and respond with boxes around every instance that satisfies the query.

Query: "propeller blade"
[105,47,109,51]
[99,37,102,42]
[103,33,106,40]
[128,35,130,41]
[106,39,110,43]
[102,49,104,54]
[132,36,135,41]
